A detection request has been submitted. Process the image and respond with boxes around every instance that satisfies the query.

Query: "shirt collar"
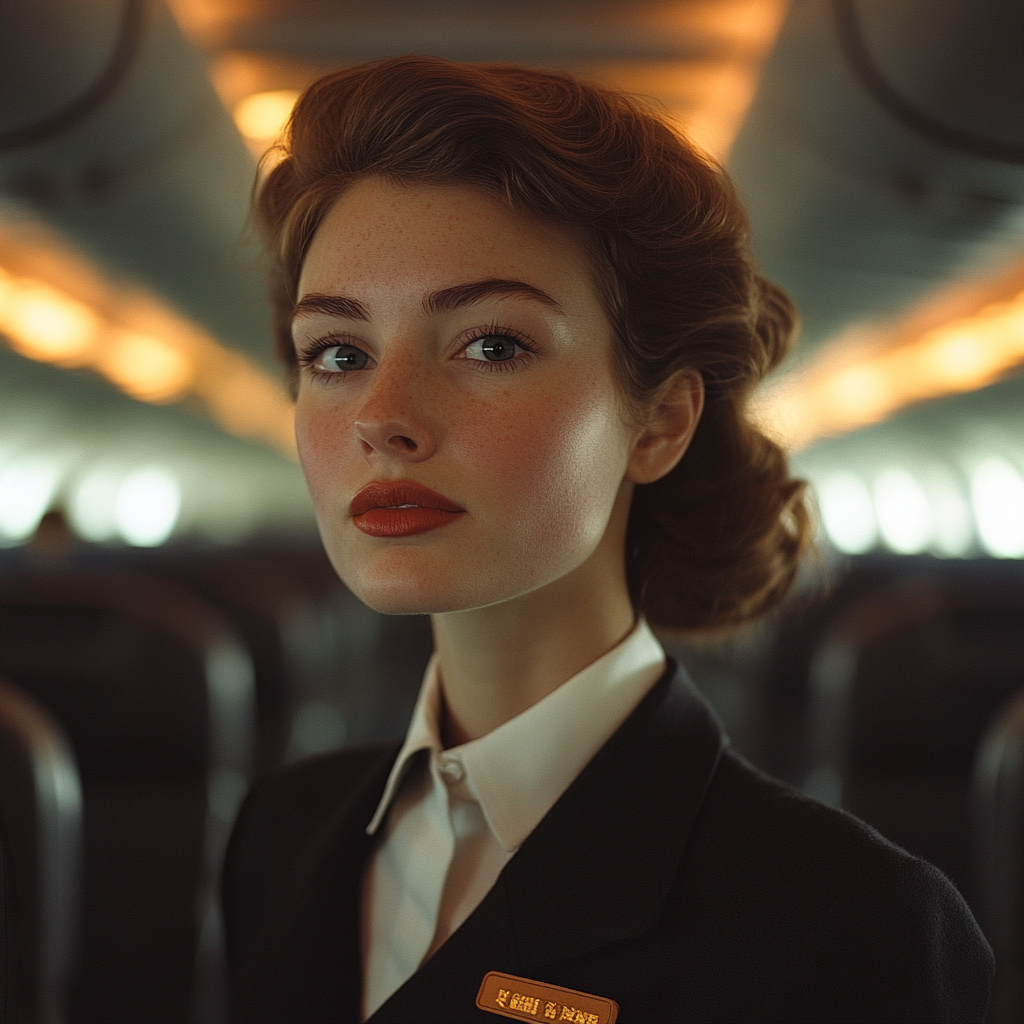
[365,652,446,836]
[366,618,666,849]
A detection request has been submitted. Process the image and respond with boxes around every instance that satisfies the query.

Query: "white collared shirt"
[359,618,666,1020]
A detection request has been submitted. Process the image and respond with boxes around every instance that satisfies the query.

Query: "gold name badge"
[476,971,619,1024]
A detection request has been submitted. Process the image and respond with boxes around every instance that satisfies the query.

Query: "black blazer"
[223,662,993,1023]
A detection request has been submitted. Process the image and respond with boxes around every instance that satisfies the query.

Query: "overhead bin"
[0,0,272,366]
[727,0,1024,354]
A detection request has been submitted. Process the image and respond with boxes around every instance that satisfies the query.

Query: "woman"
[223,57,992,1023]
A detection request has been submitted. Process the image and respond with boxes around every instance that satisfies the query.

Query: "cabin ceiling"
[0,0,1022,550]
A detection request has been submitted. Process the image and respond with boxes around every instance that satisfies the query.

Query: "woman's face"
[293,176,640,615]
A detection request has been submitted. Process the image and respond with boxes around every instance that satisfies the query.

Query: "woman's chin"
[324,531,603,618]
[335,554,546,617]
[348,579,479,616]
[329,548,478,616]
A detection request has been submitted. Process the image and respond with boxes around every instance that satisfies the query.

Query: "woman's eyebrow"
[292,294,369,322]
[423,279,564,314]
[292,279,563,326]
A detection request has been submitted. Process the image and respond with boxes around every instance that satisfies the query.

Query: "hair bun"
[751,276,800,379]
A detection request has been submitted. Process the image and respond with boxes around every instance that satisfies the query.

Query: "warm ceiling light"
[96,329,195,403]
[653,0,791,55]
[233,89,299,143]
[0,223,297,459]
[626,0,790,160]
[196,353,297,453]
[209,1,789,165]
[752,263,1024,450]
[0,271,99,364]
[679,64,763,160]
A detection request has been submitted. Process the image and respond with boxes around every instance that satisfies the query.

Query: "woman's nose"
[353,359,437,462]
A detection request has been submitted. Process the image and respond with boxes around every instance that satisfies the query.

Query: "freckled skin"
[295,178,636,617]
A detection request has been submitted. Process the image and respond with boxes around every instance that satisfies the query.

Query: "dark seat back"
[126,544,350,771]
[748,555,916,786]
[0,568,255,1023]
[973,689,1024,1024]
[0,676,81,1024]
[89,543,433,758]
[805,562,1024,900]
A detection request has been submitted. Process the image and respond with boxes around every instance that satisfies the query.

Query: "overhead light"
[0,223,297,458]
[752,262,1024,450]
[208,0,790,164]
[924,475,973,558]
[0,457,63,541]
[233,90,299,145]
[971,458,1024,558]
[0,271,99,364]
[806,458,1024,559]
[114,466,182,547]
[95,329,195,403]
[68,465,125,542]
[817,472,877,554]
[873,468,931,555]
[195,350,297,453]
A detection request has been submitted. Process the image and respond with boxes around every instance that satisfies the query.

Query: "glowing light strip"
[752,265,1024,451]
[0,245,295,458]
[233,89,299,150]
[212,1,791,163]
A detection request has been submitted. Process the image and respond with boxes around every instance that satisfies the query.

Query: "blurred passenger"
[223,57,993,1023]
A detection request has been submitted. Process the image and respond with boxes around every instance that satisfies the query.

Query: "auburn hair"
[254,55,812,632]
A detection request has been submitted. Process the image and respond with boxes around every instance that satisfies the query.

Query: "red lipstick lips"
[350,480,466,537]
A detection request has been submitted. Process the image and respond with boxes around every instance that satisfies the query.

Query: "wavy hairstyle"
[254,55,812,632]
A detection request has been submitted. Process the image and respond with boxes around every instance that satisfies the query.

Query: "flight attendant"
[223,56,993,1023]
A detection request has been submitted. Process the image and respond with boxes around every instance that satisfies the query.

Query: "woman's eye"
[315,344,368,372]
[464,335,523,362]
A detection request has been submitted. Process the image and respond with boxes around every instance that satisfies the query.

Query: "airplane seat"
[122,544,325,774]
[0,676,82,1024]
[747,556,911,787]
[106,541,431,763]
[146,542,431,752]
[804,561,1024,906]
[1,808,8,1024]
[0,568,255,1024]
[242,542,432,750]
[972,688,1024,1024]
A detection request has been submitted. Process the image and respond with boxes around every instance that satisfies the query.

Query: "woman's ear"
[625,369,704,485]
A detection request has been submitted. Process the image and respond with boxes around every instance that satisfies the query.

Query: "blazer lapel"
[507,661,724,972]
[232,744,399,1024]
[370,662,725,1023]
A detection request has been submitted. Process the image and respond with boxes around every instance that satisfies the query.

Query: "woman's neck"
[430,530,637,748]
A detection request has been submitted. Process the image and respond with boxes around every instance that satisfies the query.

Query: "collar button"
[438,755,465,784]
